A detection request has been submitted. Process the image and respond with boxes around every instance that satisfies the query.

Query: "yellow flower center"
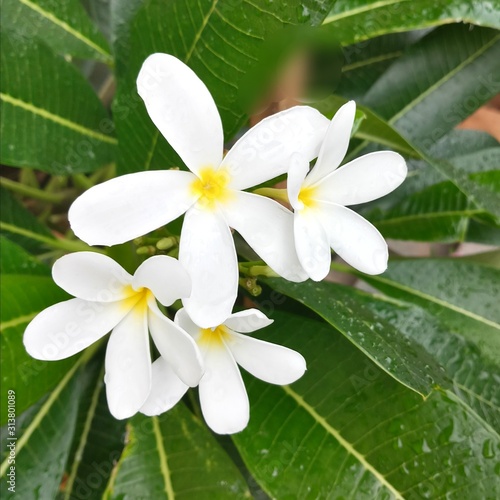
[297,185,317,209]
[199,324,230,346]
[120,285,153,315]
[191,167,232,210]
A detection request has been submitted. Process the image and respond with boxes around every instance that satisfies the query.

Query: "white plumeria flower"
[287,101,407,281]
[69,53,329,328]
[23,252,203,420]
[141,308,306,435]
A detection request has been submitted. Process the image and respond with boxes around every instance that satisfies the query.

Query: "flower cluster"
[24,54,406,434]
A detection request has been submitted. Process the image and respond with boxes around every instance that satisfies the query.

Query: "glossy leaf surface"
[357,259,500,363]
[264,278,448,397]
[233,312,500,499]
[106,405,250,499]
[0,32,116,174]
[1,0,112,62]
[0,275,72,424]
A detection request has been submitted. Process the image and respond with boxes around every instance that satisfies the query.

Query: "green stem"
[72,173,94,190]
[0,177,68,203]
[253,187,289,203]
[330,261,356,274]
[239,261,279,278]
[91,163,116,184]
[0,222,105,254]
[19,168,39,188]
[248,265,279,278]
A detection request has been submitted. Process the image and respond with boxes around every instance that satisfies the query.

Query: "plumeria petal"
[140,357,189,416]
[287,153,311,211]
[221,106,329,190]
[52,252,132,302]
[174,307,202,340]
[133,255,191,307]
[294,209,331,281]
[315,151,407,206]
[137,53,223,174]
[224,309,273,333]
[148,299,203,387]
[24,298,129,361]
[105,309,151,419]
[318,202,388,275]
[222,191,308,282]
[69,171,197,246]
[199,342,249,434]
[226,331,306,385]
[306,101,356,185]
[179,206,238,328]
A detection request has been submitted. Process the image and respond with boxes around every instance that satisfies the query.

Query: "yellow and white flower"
[69,54,328,328]
[288,101,408,281]
[23,252,203,420]
[141,308,306,435]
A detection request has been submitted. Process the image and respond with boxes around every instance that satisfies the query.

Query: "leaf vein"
[281,385,404,499]
[0,92,117,144]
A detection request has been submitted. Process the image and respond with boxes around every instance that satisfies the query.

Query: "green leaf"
[0,275,73,425]
[353,259,500,364]
[323,0,500,45]
[0,32,116,174]
[343,290,500,432]
[431,129,500,158]
[363,25,500,150]
[359,130,500,242]
[357,25,500,220]
[1,0,112,62]
[0,361,84,499]
[83,0,113,44]
[369,180,476,242]
[110,0,149,62]
[105,404,250,499]
[313,94,417,157]
[425,154,500,222]
[460,250,500,269]
[263,278,448,397]
[336,31,424,100]
[112,0,335,174]
[0,236,49,275]
[59,358,126,500]
[233,312,500,499]
[466,218,500,245]
[365,130,499,210]
[0,187,55,253]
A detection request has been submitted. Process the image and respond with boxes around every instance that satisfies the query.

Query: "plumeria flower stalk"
[141,308,306,434]
[287,101,407,281]
[69,53,329,328]
[24,252,203,419]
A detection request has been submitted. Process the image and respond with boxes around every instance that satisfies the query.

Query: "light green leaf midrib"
[63,366,105,500]
[323,0,409,24]
[374,209,483,226]
[342,51,403,72]
[0,358,82,477]
[347,32,500,162]
[152,416,175,499]
[17,0,111,61]
[364,275,500,330]
[0,92,117,145]
[389,33,500,125]
[282,385,404,499]
[0,311,38,332]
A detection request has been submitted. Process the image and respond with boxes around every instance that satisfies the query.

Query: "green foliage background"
[1,0,499,498]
